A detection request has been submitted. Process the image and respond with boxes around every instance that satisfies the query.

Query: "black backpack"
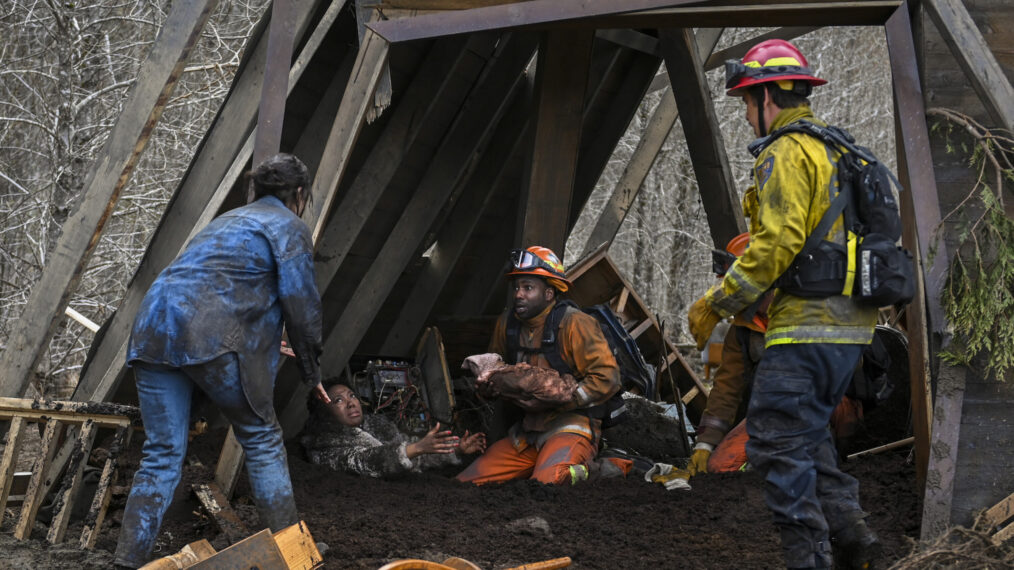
[505,300,657,428]
[752,120,915,308]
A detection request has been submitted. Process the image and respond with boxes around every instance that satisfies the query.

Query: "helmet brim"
[726,74,827,97]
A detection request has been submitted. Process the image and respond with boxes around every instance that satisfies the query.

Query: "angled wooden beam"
[581,89,678,257]
[368,0,900,43]
[520,29,595,253]
[379,78,535,355]
[581,29,723,256]
[569,44,662,232]
[307,28,390,243]
[659,27,745,248]
[251,0,299,175]
[280,33,539,433]
[595,29,659,56]
[311,34,488,291]
[72,0,326,403]
[923,0,1014,131]
[0,0,218,399]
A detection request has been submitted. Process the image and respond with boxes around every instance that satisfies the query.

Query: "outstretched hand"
[458,430,487,455]
[406,422,458,458]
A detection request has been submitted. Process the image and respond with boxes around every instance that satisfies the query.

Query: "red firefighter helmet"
[725,39,826,97]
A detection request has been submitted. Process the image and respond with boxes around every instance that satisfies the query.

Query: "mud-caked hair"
[249,153,311,203]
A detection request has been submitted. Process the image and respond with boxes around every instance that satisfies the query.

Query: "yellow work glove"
[687,445,713,477]
[688,295,722,351]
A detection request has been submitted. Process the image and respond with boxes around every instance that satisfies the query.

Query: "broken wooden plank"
[80,425,131,549]
[190,528,288,570]
[273,520,325,570]
[214,427,246,500]
[0,0,218,399]
[522,29,594,253]
[983,491,1014,530]
[47,420,98,544]
[0,398,135,428]
[659,27,745,248]
[923,0,1014,131]
[193,482,250,546]
[72,0,325,404]
[141,539,218,569]
[14,419,62,540]
[0,416,26,516]
[629,319,653,339]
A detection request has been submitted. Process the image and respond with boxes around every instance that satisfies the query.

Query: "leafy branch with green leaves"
[929,108,1014,380]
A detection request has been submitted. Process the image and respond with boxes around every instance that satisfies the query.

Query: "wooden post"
[0,0,219,399]
[520,29,594,254]
[46,420,97,544]
[923,0,1014,131]
[884,1,957,540]
[658,27,745,248]
[14,419,62,540]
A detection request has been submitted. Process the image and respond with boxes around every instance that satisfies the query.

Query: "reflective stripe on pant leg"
[455,436,538,484]
[531,432,596,485]
[185,353,297,532]
[114,365,193,568]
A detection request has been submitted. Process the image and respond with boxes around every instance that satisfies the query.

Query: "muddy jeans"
[745,343,866,569]
[114,354,298,568]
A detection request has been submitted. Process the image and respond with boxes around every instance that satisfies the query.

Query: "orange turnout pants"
[707,395,864,473]
[455,433,596,485]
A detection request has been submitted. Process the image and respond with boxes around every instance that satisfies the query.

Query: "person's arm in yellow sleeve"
[708,139,817,317]
[556,311,621,412]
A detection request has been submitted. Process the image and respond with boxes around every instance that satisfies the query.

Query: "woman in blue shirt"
[115,154,326,568]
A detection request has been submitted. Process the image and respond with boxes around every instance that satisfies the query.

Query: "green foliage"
[933,112,1014,380]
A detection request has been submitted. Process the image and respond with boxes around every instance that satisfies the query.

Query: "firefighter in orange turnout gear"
[456,247,622,485]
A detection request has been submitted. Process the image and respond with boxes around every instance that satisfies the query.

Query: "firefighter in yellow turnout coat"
[688,40,879,569]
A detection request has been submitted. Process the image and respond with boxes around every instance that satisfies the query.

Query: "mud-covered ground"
[2,402,920,570]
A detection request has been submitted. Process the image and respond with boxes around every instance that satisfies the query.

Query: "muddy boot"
[831,519,881,569]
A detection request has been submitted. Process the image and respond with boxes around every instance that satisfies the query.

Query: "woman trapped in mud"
[113,154,328,569]
[300,381,486,478]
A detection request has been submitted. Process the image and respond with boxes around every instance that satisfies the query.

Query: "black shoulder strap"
[542,300,577,376]
[504,300,577,375]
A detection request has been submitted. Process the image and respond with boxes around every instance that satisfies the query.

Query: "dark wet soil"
[2,398,920,570]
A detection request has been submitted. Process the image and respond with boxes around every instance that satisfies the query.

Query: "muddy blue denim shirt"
[127,195,323,420]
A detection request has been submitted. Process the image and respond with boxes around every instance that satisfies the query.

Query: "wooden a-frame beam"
[367,0,901,43]
[0,0,219,399]
[251,0,300,186]
[659,27,745,248]
[379,78,535,355]
[520,29,595,253]
[279,33,540,433]
[71,0,336,403]
[310,34,492,291]
[569,44,663,234]
[582,28,723,256]
[922,0,1014,131]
